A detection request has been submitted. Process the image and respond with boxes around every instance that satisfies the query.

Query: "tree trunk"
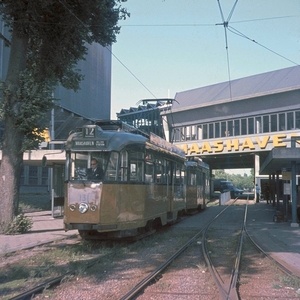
[0,26,28,225]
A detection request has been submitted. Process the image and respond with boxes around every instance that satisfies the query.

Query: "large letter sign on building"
[179,132,300,156]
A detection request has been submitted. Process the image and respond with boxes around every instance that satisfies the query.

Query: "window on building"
[215,122,220,138]
[173,128,180,142]
[234,120,240,136]
[186,126,191,140]
[227,120,233,136]
[241,118,247,135]
[255,116,261,133]
[209,123,214,138]
[263,115,269,133]
[296,111,300,129]
[248,117,254,134]
[270,114,277,132]
[287,112,294,130]
[221,121,227,137]
[29,166,38,185]
[197,125,203,139]
[279,113,285,131]
[191,125,197,140]
[180,127,185,141]
[202,124,208,139]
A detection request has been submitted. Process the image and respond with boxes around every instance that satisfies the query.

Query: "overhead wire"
[57,0,300,138]
[57,0,157,100]
[227,25,299,66]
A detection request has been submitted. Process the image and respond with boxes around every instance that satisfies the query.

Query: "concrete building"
[118,66,300,225]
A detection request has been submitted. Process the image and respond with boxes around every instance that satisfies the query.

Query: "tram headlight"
[78,203,89,214]
[69,204,76,212]
[90,204,97,212]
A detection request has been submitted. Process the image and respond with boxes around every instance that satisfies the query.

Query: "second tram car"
[186,159,210,211]
[63,120,210,239]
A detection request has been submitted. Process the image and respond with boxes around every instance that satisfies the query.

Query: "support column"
[254,154,260,202]
[276,171,280,209]
[272,173,276,206]
[291,160,299,227]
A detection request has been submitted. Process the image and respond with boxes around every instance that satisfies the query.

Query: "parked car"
[231,187,244,198]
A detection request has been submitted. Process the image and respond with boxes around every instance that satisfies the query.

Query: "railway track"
[8,200,300,299]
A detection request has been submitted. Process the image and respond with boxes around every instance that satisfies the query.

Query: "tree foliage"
[0,0,129,226]
[214,169,254,191]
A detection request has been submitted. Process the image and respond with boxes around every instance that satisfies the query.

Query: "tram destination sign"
[73,140,106,148]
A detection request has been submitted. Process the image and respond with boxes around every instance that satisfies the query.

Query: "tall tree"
[0,0,128,226]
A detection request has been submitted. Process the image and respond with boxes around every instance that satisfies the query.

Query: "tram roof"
[172,66,300,111]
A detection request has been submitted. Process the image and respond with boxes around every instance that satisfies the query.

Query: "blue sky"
[111,0,300,118]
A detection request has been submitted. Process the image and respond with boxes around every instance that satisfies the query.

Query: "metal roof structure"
[172,66,300,111]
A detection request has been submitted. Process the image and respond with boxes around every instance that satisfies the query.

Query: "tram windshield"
[67,151,111,181]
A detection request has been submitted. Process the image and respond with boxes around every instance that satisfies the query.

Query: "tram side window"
[129,151,144,182]
[119,150,128,181]
[145,153,154,183]
[106,151,119,181]
[155,160,163,183]
[187,170,196,186]
[174,163,185,198]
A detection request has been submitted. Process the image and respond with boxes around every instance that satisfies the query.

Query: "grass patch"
[0,240,117,299]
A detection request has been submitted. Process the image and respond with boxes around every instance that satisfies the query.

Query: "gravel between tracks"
[3,203,300,299]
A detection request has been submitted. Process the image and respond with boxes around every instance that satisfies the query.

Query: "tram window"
[208,123,214,138]
[270,114,277,132]
[72,153,88,179]
[174,163,185,198]
[263,115,269,133]
[129,151,144,182]
[119,150,128,181]
[296,111,300,129]
[228,120,233,136]
[287,112,294,130]
[145,161,154,183]
[241,119,247,135]
[155,161,164,183]
[106,151,119,181]
[248,118,254,134]
[215,122,220,138]
[234,120,240,136]
[279,113,285,131]
[188,172,196,186]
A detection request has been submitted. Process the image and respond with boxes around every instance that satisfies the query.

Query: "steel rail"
[120,200,237,300]
[202,197,248,300]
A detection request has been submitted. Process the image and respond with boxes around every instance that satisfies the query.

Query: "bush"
[1,211,33,235]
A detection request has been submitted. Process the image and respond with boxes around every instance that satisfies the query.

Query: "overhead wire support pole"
[216,0,239,101]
